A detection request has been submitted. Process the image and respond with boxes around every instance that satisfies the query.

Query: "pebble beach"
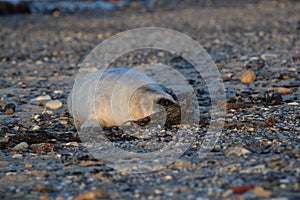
[0,1,300,199]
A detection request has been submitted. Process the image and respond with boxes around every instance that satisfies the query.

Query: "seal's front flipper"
[78,117,105,143]
[80,117,99,130]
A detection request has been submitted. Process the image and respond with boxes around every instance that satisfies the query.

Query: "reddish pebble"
[231,185,252,194]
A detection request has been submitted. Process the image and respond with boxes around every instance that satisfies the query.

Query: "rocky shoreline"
[0,0,299,199]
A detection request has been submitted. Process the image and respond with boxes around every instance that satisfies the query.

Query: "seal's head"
[128,84,180,126]
[128,84,181,128]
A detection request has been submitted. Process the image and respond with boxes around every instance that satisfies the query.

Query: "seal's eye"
[157,98,175,107]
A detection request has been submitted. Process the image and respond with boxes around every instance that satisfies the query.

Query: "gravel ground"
[0,1,300,199]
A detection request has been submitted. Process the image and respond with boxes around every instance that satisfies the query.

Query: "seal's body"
[68,68,179,129]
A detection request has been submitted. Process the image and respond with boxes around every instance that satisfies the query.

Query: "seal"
[68,68,181,130]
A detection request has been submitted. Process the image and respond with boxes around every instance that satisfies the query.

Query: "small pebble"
[222,189,233,198]
[12,154,23,158]
[267,87,293,95]
[265,118,277,127]
[0,103,5,111]
[240,55,248,60]
[45,100,63,110]
[3,103,16,115]
[225,146,251,157]
[207,187,214,196]
[30,95,51,102]
[60,120,67,125]
[5,109,14,115]
[59,116,68,120]
[279,179,290,184]
[214,145,221,151]
[33,114,40,120]
[260,53,278,60]
[25,163,32,168]
[35,60,44,65]
[39,195,49,200]
[240,69,256,84]
[288,102,299,106]
[20,98,27,103]
[32,125,40,131]
[249,56,259,61]
[252,186,272,198]
[231,185,252,194]
[14,142,29,150]
[173,159,193,169]
[42,110,54,115]
[161,175,172,181]
[64,142,79,147]
[223,73,233,79]
[73,189,109,200]
[53,90,63,94]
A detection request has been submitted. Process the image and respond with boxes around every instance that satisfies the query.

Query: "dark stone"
[4,103,16,112]
[264,90,282,105]
[0,1,30,15]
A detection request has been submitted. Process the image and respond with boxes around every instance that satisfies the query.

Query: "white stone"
[30,95,51,102]
[288,102,299,106]
[12,154,23,158]
[45,100,63,110]
[261,53,278,60]
[249,56,259,61]
[53,90,64,94]
[42,110,53,115]
[14,142,29,150]
[32,125,40,131]
[222,189,233,198]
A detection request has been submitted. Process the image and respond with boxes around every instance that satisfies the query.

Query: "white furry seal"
[68,68,180,129]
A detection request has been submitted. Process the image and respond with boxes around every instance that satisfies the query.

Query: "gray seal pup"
[68,68,181,130]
